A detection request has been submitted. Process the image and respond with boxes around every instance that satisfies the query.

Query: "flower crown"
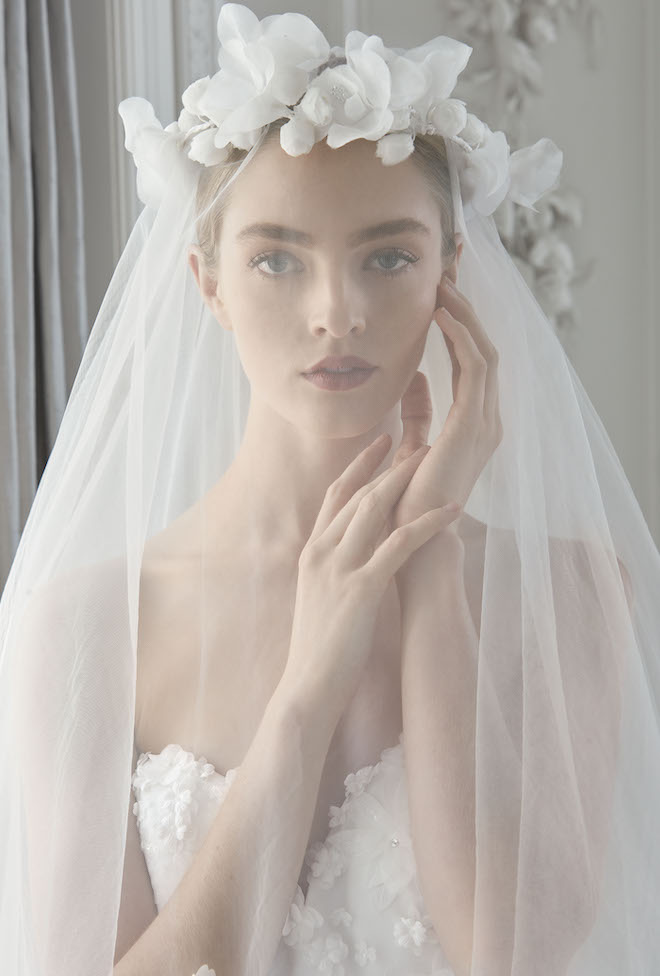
[118,2,562,220]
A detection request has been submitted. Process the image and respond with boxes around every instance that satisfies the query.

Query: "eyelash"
[247,248,419,280]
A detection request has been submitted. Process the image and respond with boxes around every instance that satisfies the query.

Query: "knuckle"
[393,521,414,543]
[326,479,346,501]
[299,538,325,567]
[358,491,381,516]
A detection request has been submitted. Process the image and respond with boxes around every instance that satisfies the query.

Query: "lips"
[303,355,375,373]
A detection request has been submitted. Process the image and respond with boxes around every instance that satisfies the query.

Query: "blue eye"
[248,251,303,277]
[247,247,419,279]
[368,249,418,277]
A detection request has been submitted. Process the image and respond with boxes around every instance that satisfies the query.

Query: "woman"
[1,5,658,976]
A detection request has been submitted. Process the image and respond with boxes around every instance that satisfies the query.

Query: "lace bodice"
[131,733,455,975]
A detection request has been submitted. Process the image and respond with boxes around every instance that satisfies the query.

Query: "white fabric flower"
[118,97,191,210]
[344,764,376,798]
[328,746,418,913]
[458,124,512,217]
[458,111,487,149]
[329,906,353,928]
[354,939,377,966]
[507,137,563,210]
[194,3,330,148]
[305,932,349,975]
[300,60,393,150]
[375,131,415,165]
[306,840,345,889]
[192,967,216,976]
[427,97,468,139]
[282,883,324,946]
[328,803,347,828]
[393,912,439,956]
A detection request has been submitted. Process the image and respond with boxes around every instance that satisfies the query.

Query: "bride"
[1,5,658,976]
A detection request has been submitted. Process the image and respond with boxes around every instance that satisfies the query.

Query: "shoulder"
[456,511,633,612]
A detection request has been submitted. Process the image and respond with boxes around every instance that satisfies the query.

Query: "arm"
[114,676,340,976]
[396,531,478,976]
[396,531,630,976]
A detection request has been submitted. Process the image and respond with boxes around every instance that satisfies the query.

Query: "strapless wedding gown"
[131,732,455,975]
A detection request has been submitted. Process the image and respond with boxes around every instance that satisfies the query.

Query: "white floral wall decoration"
[443,0,606,336]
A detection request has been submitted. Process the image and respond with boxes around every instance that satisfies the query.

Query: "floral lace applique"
[303,932,350,974]
[328,906,352,929]
[328,803,347,828]
[354,939,377,966]
[343,764,377,798]
[393,911,441,956]
[305,839,345,889]
[132,744,237,853]
[282,883,324,946]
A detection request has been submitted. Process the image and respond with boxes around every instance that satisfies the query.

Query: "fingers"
[437,277,501,425]
[396,371,433,462]
[308,433,392,544]
[334,446,430,562]
[363,504,462,582]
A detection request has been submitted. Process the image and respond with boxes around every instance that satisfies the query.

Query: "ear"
[188,245,232,331]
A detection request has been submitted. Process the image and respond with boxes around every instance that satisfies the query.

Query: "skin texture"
[187,134,465,555]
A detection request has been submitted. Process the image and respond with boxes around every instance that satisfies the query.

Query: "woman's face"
[194,135,457,439]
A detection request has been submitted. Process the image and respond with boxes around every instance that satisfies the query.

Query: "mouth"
[302,355,375,374]
[302,364,377,391]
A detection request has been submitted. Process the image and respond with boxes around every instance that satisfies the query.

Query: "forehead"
[221,136,442,239]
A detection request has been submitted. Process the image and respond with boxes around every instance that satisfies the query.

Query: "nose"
[307,267,366,337]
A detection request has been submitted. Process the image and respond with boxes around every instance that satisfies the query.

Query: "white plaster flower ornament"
[118,2,563,222]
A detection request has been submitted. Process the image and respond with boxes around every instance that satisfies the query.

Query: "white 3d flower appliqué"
[393,912,440,956]
[354,938,377,966]
[281,883,324,946]
[305,839,345,889]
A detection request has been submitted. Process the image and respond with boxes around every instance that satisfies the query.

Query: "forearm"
[396,532,479,976]
[114,678,339,976]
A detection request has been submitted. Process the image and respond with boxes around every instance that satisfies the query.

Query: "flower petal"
[507,137,563,209]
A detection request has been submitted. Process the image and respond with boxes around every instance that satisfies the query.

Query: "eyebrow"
[235,217,432,248]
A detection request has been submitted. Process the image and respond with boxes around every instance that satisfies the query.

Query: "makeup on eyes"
[247,247,419,280]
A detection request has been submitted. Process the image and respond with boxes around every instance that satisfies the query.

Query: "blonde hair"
[193,117,457,280]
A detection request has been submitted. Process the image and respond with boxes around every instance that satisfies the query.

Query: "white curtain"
[0,0,87,593]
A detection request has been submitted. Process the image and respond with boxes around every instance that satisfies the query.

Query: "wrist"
[397,527,465,581]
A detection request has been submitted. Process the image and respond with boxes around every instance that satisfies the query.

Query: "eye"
[247,247,419,280]
[248,250,303,278]
[366,248,418,277]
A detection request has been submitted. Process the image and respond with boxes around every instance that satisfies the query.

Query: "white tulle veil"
[1,5,660,976]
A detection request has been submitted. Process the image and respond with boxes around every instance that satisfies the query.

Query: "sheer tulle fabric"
[0,128,658,976]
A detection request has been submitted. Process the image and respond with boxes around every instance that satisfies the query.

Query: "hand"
[389,275,504,533]
[282,435,462,718]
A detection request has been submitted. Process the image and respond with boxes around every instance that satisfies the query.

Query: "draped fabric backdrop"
[0,0,87,594]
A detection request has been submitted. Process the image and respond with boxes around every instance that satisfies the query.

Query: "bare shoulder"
[456,510,633,611]
[15,554,129,651]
